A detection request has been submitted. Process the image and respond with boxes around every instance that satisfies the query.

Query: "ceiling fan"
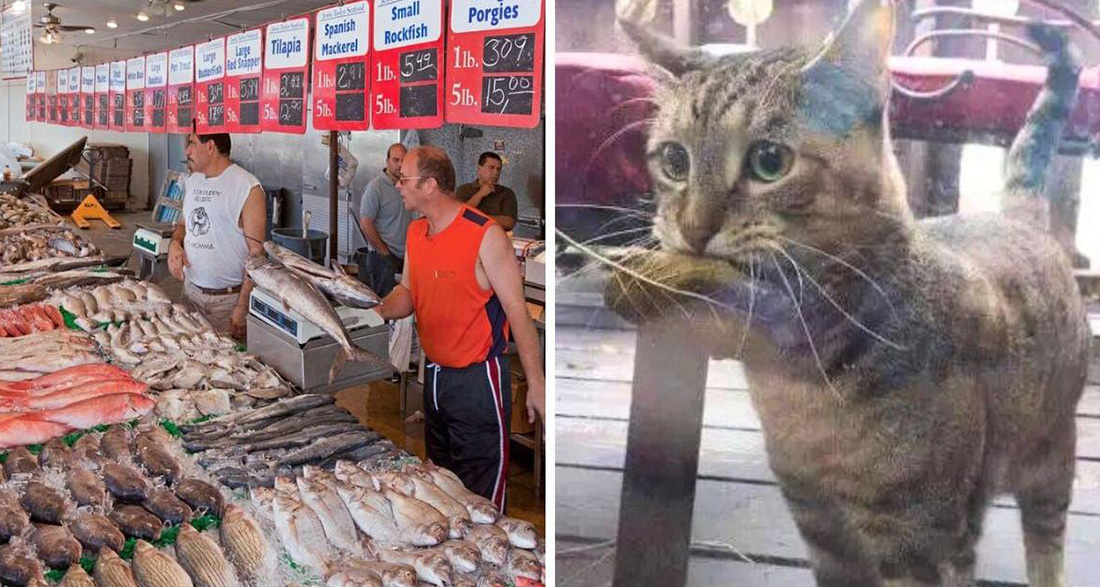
[137,0,206,21]
[34,3,95,44]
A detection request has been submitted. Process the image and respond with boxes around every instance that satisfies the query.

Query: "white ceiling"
[25,0,339,55]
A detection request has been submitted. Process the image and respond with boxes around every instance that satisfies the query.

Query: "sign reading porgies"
[445,0,543,128]
[81,66,95,129]
[95,64,110,130]
[372,0,444,129]
[167,46,194,134]
[145,52,168,133]
[46,70,58,124]
[109,61,127,131]
[25,74,35,122]
[67,67,80,126]
[225,29,263,133]
[262,17,311,134]
[57,68,69,125]
[195,37,227,133]
[312,1,371,131]
[36,71,46,121]
[126,56,147,132]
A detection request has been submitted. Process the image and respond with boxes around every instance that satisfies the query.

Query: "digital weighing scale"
[132,221,176,281]
[246,287,391,393]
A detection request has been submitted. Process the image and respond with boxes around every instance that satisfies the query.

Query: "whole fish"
[495,516,539,549]
[175,479,225,516]
[383,489,448,547]
[402,473,470,536]
[21,481,68,524]
[0,490,29,541]
[0,362,129,395]
[174,523,239,587]
[0,415,73,449]
[28,393,154,430]
[4,446,39,476]
[462,524,510,566]
[374,548,452,587]
[72,433,102,462]
[30,523,83,569]
[272,484,335,568]
[58,564,95,587]
[103,463,151,503]
[0,543,44,586]
[506,548,542,583]
[66,468,109,508]
[324,569,383,587]
[67,512,126,553]
[334,461,375,489]
[334,561,415,587]
[132,540,193,587]
[246,255,393,383]
[263,241,382,310]
[93,548,139,587]
[109,505,163,541]
[436,541,481,574]
[218,505,269,583]
[143,488,193,525]
[131,430,181,483]
[333,482,402,542]
[279,430,382,467]
[0,380,148,411]
[38,437,73,468]
[411,468,498,524]
[296,476,361,552]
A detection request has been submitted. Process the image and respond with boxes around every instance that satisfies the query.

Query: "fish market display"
[2,269,130,290]
[0,195,63,230]
[0,283,47,309]
[263,242,381,310]
[50,281,172,330]
[245,256,393,383]
[0,330,103,382]
[0,226,103,272]
[0,302,65,337]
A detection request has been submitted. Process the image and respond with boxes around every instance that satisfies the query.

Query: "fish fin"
[351,347,398,373]
[329,349,349,384]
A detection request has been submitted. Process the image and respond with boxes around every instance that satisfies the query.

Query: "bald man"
[359,143,412,297]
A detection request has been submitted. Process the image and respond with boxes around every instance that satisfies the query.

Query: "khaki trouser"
[182,279,241,336]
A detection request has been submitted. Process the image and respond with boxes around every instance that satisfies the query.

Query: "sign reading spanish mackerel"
[145,52,168,133]
[262,17,311,134]
[372,0,444,129]
[167,46,194,134]
[195,37,227,133]
[226,28,263,133]
[312,1,371,131]
[444,0,543,128]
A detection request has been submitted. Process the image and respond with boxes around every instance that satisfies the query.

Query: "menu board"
[57,68,69,125]
[145,52,168,133]
[36,71,46,121]
[110,61,127,131]
[46,70,58,124]
[81,66,96,129]
[444,0,543,127]
[312,1,371,131]
[126,56,146,132]
[67,67,80,126]
[25,73,35,122]
[167,46,194,134]
[372,0,444,129]
[195,37,227,133]
[225,29,263,133]
[1,6,33,80]
[261,17,311,134]
[95,64,110,130]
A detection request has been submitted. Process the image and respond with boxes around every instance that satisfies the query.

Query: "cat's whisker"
[580,118,656,194]
[773,235,900,321]
[733,251,758,360]
[769,253,842,400]
[576,228,657,248]
[555,203,655,219]
[768,244,906,351]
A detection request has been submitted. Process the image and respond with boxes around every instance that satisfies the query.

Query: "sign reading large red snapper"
[444,0,543,128]
[25,73,35,122]
[225,29,263,133]
[312,1,372,131]
[81,66,95,129]
[145,52,168,133]
[94,64,110,130]
[167,46,194,134]
[372,0,444,129]
[109,61,126,131]
[261,17,310,134]
[194,37,227,133]
[125,56,146,132]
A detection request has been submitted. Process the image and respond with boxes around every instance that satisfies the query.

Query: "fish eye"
[746,141,794,183]
[658,142,690,182]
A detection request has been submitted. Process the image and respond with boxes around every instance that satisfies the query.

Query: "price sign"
[57,68,69,125]
[46,70,58,124]
[312,1,372,131]
[67,67,80,126]
[125,56,146,132]
[144,52,168,133]
[225,28,263,133]
[195,37,227,133]
[110,61,126,131]
[36,71,46,122]
[167,46,194,134]
[261,17,310,134]
[81,66,95,129]
[372,0,444,129]
[444,0,543,127]
[25,73,35,122]
[95,63,110,130]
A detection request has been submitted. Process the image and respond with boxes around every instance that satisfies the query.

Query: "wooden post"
[613,318,710,587]
[329,131,339,263]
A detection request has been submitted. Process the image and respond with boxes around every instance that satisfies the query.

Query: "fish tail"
[329,349,349,385]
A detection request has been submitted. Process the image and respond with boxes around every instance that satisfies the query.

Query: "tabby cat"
[606,1,1089,585]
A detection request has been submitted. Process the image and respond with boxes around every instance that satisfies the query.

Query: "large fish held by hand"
[263,241,382,310]
[246,255,394,383]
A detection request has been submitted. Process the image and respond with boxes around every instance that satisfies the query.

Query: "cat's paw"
[615,0,658,25]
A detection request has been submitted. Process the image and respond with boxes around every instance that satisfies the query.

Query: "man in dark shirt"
[455,151,518,231]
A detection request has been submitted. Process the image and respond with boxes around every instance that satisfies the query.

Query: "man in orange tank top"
[374,146,545,511]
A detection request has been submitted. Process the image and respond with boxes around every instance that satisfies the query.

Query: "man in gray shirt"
[359,143,411,297]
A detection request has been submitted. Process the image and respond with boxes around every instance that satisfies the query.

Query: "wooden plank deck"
[555,325,1100,587]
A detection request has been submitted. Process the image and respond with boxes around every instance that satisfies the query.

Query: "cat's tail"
[1002,23,1082,224]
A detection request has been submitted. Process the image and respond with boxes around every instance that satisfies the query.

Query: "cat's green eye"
[746,142,794,183]
[658,142,691,182]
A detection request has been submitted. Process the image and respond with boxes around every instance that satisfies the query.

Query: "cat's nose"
[681,224,716,253]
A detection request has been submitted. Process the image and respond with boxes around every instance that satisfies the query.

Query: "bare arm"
[229,186,266,339]
[375,254,414,320]
[489,214,515,231]
[167,220,189,281]
[478,225,544,422]
[359,217,392,256]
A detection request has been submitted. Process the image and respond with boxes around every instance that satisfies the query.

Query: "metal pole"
[613,318,709,587]
[328,130,339,263]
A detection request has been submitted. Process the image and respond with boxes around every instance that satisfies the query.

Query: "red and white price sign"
[145,52,168,133]
[372,0,444,129]
[312,1,371,131]
[67,67,80,126]
[444,0,543,128]
[57,68,70,125]
[109,61,126,132]
[125,56,146,132]
[224,29,263,133]
[261,17,310,134]
[167,46,194,134]
[35,71,46,123]
[195,37,227,133]
[46,70,58,124]
[81,67,96,129]
[95,64,110,130]
[25,73,35,122]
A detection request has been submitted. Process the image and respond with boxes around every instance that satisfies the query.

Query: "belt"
[192,283,242,295]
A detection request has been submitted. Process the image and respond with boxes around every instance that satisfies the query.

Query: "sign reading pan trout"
[372,0,444,129]
[167,46,194,135]
[312,0,372,131]
[262,16,311,134]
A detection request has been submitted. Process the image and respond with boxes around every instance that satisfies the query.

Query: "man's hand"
[526,378,544,424]
[168,241,190,281]
[229,303,248,342]
[384,253,403,275]
[468,182,494,207]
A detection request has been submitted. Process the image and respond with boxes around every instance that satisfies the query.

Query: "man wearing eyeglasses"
[376,146,545,511]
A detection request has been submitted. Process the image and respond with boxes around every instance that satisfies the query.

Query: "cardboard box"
[511,381,535,434]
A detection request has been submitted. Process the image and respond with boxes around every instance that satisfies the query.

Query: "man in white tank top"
[167,132,266,340]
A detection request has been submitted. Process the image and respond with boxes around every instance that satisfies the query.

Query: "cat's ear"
[618,18,713,78]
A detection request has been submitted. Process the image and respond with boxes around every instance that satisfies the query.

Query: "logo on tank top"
[188,207,211,236]
[433,270,456,279]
